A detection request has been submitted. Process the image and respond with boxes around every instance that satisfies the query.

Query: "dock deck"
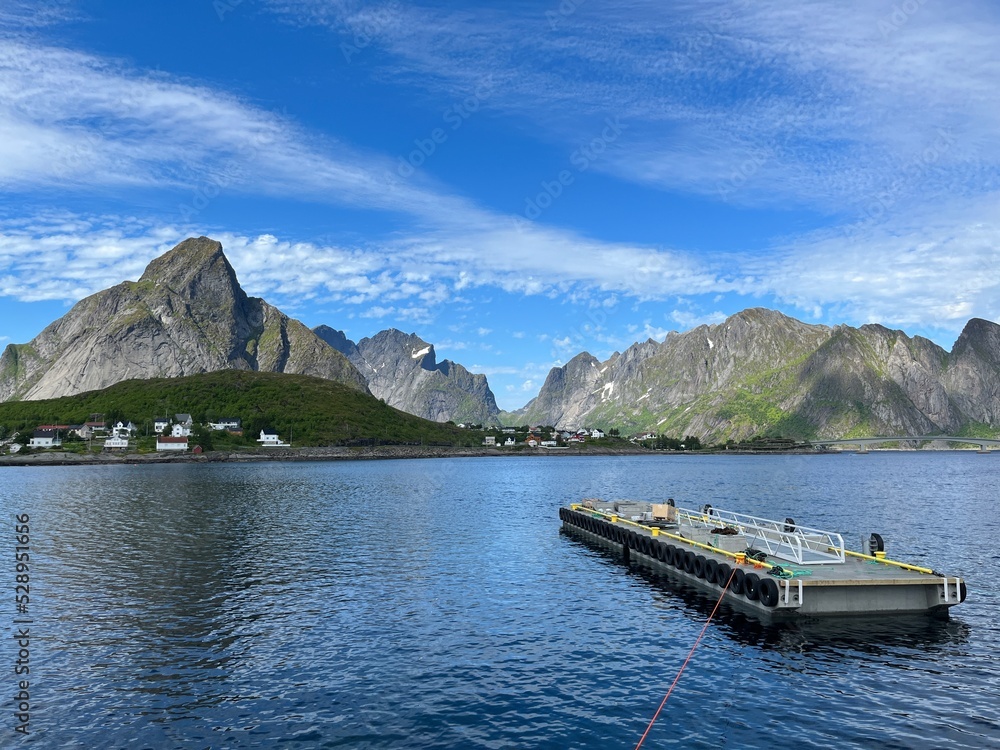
[560,500,966,619]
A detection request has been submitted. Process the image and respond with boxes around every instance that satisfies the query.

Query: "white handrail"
[677,505,846,565]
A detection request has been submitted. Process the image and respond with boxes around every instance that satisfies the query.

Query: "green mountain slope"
[0,371,479,447]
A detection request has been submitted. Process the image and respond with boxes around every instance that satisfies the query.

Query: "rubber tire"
[683,550,696,574]
[704,558,719,584]
[693,555,707,579]
[759,577,780,607]
[629,531,639,549]
[715,563,733,588]
[960,581,968,603]
[744,572,761,601]
[656,542,668,562]
[731,568,746,595]
[663,545,677,566]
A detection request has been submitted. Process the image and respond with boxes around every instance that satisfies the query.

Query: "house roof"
[175,413,192,422]
[32,429,58,437]
[157,436,189,444]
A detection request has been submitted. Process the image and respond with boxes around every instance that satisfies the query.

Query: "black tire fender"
[759,577,780,607]
[716,563,733,588]
[744,572,761,601]
[731,568,746,595]
[703,558,719,584]
[693,555,707,578]
[683,550,696,574]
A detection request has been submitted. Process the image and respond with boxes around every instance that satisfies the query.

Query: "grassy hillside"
[0,371,480,447]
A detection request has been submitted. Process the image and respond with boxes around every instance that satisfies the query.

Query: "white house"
[104,435,129,450]
[258,430,290,447]
[208,417,242,431]
[28,429,62,449]
[590,428,606,439]
[540,440,558,447]
[483,436,496,446]
[173,414,193,436]
[503,437,516,447]
[153,417,170,433]
[501,427,516,434]
[156,436,189,451]
[112,420,137,435]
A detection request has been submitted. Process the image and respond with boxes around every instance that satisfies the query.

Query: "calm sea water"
[2,453,999,749]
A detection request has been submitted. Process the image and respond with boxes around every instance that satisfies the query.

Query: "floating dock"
[560,500,966,619]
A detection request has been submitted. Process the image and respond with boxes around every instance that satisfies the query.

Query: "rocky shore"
[0,444,655,467]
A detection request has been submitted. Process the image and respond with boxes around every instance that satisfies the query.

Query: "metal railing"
[678,506,845,565]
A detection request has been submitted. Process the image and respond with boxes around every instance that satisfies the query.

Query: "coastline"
[0,444,661,467]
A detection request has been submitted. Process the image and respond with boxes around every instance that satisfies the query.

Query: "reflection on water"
[2,455,997,749]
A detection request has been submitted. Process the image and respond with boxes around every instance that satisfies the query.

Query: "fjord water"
[3,454,999,748]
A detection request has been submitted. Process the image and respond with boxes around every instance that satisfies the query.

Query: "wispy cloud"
[263,0,1000,215]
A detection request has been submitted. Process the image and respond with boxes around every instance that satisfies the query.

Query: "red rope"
[633,566,737,750]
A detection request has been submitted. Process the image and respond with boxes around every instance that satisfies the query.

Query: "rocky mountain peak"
[369,329,435,364]
[315,326,499,424]
[0,236,368,400]
[138,236,242,301]
[952,318,1000,360]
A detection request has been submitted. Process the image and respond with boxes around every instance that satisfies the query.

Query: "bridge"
[810,436,1000,453]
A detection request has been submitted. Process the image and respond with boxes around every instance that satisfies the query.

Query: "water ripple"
[1,455,997,748]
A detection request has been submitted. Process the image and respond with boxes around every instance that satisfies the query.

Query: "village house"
[483,435,496,446]
[258,429,290,447]
[28,429,62,449]
[590,428,606,439]
[112,420,137,435]
[524,433,541,447]
[173,414,194,437]
[503,437,516,447]
[76,420,108,440]
[156,435,189,451]
[153,417,170,433]
[104,434,130,450]
[208,417,242,432]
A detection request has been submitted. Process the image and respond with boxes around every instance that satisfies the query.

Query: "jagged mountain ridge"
[0,237,368,400]
[314,326,500,424]
[508,308,1000,441]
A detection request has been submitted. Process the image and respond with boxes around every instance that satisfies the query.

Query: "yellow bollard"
[610,515,618,523]
[651,528,659,537]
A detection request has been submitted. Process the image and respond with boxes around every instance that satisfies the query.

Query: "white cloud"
[264,0,1000,216]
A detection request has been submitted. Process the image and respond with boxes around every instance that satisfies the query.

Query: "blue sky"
[2,0,999,410]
